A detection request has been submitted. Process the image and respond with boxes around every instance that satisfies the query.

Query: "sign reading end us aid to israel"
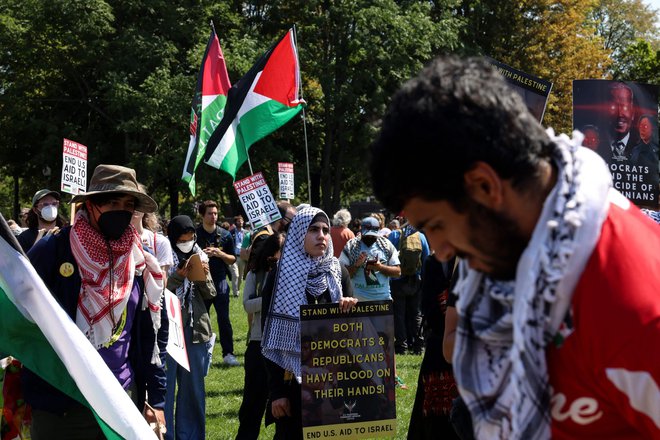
[278,162,295,200]
[300,300,396,439]
[61,138,88,195]
[233,172,281,229]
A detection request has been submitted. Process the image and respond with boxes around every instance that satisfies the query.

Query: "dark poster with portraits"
[486,57,553,123]
[300,300,396,439]
[573,80,659,206]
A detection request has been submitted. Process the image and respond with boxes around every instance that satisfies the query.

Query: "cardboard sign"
[233,172,281,228]
[61,138,88,195]
[278,162,295,200]
[165,289,190,371]
[185,253,206,282]
[300,300,396,439]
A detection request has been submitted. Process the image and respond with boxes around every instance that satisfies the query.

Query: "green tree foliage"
[457,0,611,133]
[0,0,461,217]
[1,0,657,219]
[612,38,660,83]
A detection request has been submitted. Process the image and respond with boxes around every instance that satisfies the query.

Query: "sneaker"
[395,375,408,390]
[223,354,240,366]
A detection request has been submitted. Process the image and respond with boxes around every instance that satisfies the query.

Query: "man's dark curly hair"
[370,56,554,213]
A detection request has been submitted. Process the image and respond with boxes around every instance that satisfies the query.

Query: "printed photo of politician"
[573,79,659,207]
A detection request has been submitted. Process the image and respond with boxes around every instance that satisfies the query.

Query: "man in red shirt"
[370,56,660,439]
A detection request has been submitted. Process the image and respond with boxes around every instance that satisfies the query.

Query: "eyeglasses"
[37,201,60,209]
[281,216,293,224]
[362,226,379,232]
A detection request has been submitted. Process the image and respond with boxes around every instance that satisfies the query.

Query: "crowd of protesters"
[2,54,660,440]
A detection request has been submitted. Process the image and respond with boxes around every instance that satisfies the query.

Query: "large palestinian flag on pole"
[0,216,157,440]
[182,26,231,196]
[204,29,305,180]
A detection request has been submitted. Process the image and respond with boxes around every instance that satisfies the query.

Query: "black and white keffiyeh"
[453,130,613,439]
[261,207,343,381]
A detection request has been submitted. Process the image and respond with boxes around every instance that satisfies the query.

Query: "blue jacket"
[21,226,168,414]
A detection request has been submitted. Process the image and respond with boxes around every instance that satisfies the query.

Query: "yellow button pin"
[59,262,75,277]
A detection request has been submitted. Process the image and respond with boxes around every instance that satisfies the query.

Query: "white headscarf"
[261,207,343,381]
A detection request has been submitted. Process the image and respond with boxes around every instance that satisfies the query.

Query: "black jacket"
[21,226,168,415]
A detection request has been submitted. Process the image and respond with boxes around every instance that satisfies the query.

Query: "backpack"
[398,230,423,276]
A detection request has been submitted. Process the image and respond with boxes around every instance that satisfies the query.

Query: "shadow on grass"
[207,388,243,398]
[206,409,240,419]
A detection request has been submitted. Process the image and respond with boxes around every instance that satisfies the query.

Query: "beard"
[464,199,529,280]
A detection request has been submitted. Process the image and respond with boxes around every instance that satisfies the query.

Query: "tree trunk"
[168,178,179,218]
[13,174,20,220]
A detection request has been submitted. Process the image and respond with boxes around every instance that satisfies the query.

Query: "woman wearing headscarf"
[261,207,358,439]
[164,215,216,440]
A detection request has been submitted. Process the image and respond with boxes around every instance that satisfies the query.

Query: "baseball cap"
[32,189,61,207]
[361,217,380,236]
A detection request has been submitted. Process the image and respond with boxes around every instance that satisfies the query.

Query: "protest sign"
[486,57,553,123]
[233,172,281,228]
[300,300,396,440]
[278,162,295,200]
[573,80,659,206]
[165,289,190,371]
[61,138,88,195]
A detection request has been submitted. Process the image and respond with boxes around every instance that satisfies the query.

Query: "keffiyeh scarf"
[262,207,343,382]
[453,130,612,439]
[71,210,164,363]
[342,235,393,265]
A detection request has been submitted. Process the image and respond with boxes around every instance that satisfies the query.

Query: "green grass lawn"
[204,293,422,439]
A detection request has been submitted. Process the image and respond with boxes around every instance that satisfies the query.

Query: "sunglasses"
[362,226,379,232]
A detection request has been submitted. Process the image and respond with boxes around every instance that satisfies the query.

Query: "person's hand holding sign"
[338,296,358,313]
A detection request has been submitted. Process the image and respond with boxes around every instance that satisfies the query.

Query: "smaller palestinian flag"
[182,26,232,195]
[204,29,305,179]
[0,216,157,439]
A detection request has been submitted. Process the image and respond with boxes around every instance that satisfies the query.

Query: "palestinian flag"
[182,26,232,196]
[0,216,157,440]
[204,29,305,179]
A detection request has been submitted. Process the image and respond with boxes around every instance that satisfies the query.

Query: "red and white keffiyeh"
[70,210,164,363]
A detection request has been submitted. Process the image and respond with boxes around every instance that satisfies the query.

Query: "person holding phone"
[164,215,217,440]
[340,216,401,302]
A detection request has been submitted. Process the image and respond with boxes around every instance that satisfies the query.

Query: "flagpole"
[293,24,312,204]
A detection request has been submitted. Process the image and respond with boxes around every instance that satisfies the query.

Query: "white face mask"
[176,240,195,254]
[40,205,58,222]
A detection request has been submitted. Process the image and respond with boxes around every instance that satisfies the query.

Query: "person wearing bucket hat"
[22,164,168,439]
[17,188,67,253]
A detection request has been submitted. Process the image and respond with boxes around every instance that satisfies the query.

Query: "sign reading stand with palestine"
[61,138,88,195]
[486,57,553,123]
[278,162,295,200]
[233,172,281,228]
[300,300,396,439]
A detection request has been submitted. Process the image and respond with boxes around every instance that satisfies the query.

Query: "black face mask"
[362,235,377,247]
[98,210,133,241]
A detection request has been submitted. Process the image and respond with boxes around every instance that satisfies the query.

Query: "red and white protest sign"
[61,138,88,195]
[165,289,190,371]
[278,162,295,200]
[233,172,281,228]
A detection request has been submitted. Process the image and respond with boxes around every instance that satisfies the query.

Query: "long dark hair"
[248,231,284,274]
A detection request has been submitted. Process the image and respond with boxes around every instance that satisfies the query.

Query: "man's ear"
[463,162,504,209]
